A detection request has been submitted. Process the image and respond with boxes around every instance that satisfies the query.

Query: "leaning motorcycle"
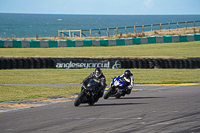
[104,76,127,99]
[74,79,100,107]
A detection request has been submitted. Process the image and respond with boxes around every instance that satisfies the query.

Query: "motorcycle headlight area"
[114,81,120,86]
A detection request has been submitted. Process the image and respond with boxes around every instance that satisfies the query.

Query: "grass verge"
[0,68,200,102]
[0,85,80,103]
[1,69,200,84]
[0,41,200,58]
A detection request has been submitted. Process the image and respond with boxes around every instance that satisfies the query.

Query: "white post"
[62,30,64,37]
[69,30,71,37]
[58,30,60,37]
[160,23,162,31]
[134,26,135,34]
[107,28,109,37]
[177,22,179,31]
[142,25,144,33]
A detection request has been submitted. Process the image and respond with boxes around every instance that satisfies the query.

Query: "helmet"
[94,67,102,78]
[124,70,131,78]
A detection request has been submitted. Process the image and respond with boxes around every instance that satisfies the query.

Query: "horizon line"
[1,12,200,15]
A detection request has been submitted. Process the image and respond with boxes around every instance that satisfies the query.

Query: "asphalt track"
[0,83,200,133]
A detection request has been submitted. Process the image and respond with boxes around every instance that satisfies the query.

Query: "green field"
[0,41,200,58]
[1,69,200,85]
[0,41,200,102]
[0,69,200,102]
[0,85,80,102]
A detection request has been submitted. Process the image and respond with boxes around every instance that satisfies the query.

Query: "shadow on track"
[77,102,148,107]
[118,96,165,99]
[95,102,148,106]
[75,97,164,107]
[103,96,165,100]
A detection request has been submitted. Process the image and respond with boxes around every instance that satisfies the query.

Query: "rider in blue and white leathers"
[120,70,134,94]
[110,70,134,95]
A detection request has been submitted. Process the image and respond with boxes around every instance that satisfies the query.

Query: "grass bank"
[1,69,200,102]
[0,85,80,103]
[1,69,200,85]
[0,41,200,58]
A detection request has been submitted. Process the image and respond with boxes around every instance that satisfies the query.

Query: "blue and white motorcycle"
[103,76,127,99]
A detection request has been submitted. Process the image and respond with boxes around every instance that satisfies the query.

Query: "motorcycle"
[74,79,100,107]
[104,76,128,99]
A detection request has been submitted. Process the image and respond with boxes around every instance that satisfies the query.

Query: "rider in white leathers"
[120,70,134,94]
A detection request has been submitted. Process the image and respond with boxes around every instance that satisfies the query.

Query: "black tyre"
[132,59,139,68]
[103,87,113,99]
[88,96,100,106]
[74,91,85,107]
[115,94,121,99]
[88,100,95,106]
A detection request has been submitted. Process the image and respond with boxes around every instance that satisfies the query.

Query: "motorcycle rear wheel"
[88,101,95,106]
[115,94,121,99]
[88,97,99,106]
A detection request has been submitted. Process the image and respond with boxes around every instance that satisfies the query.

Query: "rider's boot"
[98,90,104,98]
[126,89,131,94]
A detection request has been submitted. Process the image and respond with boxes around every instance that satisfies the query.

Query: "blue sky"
[0,0,200,15]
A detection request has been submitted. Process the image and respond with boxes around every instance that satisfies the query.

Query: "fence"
[58,20,200,38]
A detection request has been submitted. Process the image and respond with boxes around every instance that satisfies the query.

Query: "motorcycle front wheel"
[74,91,85,107]
[103,87,113,99]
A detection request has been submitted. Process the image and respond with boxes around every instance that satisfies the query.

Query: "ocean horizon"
[0,13,200,38]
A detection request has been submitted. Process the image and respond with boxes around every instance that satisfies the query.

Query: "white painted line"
[63,117,143,120]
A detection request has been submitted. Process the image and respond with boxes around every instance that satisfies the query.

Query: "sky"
[0,0,200,15]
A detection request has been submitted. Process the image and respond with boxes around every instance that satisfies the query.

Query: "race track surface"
[0,84,200,133]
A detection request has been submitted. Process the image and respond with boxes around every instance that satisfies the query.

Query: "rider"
[82,67,106,98]
[120,70,134,94]
[110,70,134,95]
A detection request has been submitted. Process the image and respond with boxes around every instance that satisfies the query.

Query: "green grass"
[0,69,200,102]
[1,69,200,85]
[0,41,200,58]
[0,85,80,102]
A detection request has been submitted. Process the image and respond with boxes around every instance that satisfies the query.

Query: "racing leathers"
[82,72,106,98]
[120,73,134,94]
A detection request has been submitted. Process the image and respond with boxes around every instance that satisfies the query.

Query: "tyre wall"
[0,34,200,48]
[0,58,200,69]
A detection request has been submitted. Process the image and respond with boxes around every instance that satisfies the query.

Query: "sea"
[0,13,200,38]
